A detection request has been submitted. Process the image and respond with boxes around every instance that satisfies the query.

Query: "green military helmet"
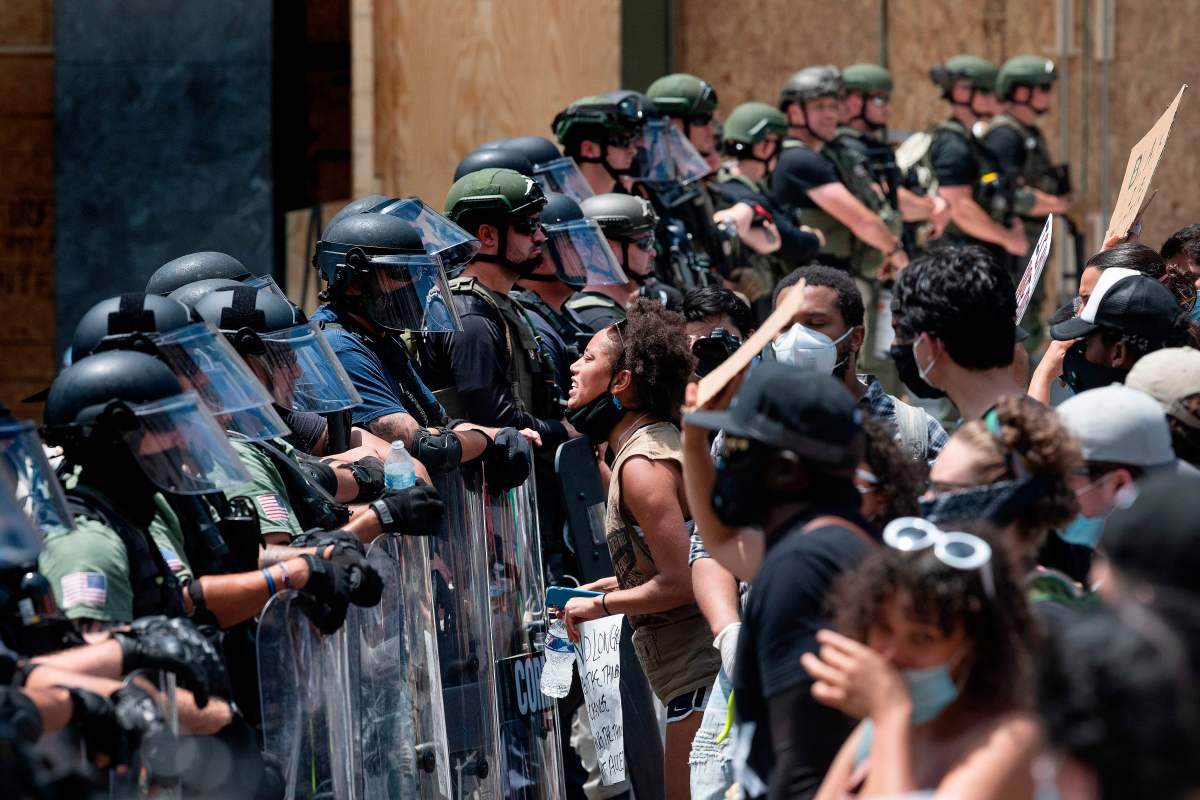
[723,102,789,157]
[443,167,547,231]
[552,93,646,146]
[996,55,1057,100]
[645,73,718,118]
[780,65,844,108]
[930,54,998,93]
[843,63,893,94]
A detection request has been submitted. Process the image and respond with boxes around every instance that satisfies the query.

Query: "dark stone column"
[55,0,274,355]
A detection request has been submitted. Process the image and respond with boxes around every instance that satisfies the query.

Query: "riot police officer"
[567,193,660,330]
[986,54,1072,342]
[309,206,534,491]
[645,72,720,167]
[145,251,254,296]
[423,168,576,448]
[553,93,646,196]
[494,134,595,202]
[928,55,1028,260]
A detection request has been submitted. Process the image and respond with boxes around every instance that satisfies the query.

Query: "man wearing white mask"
[889,245,1025,421]
[772,266,948,461]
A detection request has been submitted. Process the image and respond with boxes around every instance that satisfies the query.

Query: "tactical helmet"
[996,55,1057,100]
[325,194,390,232]
[645,73,719,118]
[503,136,565,168]
[542,191,586,226]
[535,192,629,289]
[780,65,844,108]
[44,350,183,433]
[453,148,534,181]
[72,294,192,359]
[930,55,998,94]
[552,93,647,148]
[843,63,894,94]
[194,285,303,340]
[146,252,252,296]
[313,212,426,291]
[723,102,789,148]
[443,168,547,233]
[168,278,244,309]
[580,193,658,240]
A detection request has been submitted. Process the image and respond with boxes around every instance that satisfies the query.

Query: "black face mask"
[890,343,946,400]
[1062,340,1126,395]
[918,477,1045,528]
[567,392,626,445]
[712,443,769,527]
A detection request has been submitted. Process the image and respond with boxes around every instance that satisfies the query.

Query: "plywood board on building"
[369,0,620,204]
[0,0,52,46]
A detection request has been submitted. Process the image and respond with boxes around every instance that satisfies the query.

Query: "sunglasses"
[687,113,714,126]
[510,216,541,236]
[607,131,638,148]
[868,94,891,106]
[883,517,995,598]
[626,234,657,252]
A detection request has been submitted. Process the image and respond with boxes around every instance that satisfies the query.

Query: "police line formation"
[3,53,1200,800]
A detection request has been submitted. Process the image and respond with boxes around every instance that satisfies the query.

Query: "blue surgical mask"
[1057,514,1106,548]
[903,662,960,725]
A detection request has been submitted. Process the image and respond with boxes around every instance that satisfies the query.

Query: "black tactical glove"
[301,553,383,610]
[410,428,463,474]
[69,684,172,769]
[370,482,444,535]
[483,427,532,492]
[291,528,365,559]
[343,455,385,502]
[112,616,228,708]
[68,687,121,763]
[111,684,175,774]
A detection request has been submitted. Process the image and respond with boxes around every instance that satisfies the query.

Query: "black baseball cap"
[685,361,864,470]
[1051,267,1181,342]
[1102,472,1200,595]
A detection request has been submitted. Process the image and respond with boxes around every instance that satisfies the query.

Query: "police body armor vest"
[564,291,627,340]
[66,486,185,619]
[437,275,548,422]
[712,170,790,299]
[986,114,1063,223]
[933,118,1015,235]
[782,137,901,279]
[251,439,350,532]
[510,288,584,364]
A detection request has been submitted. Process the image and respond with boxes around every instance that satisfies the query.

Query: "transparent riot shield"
[431,466,503,799]
[483,472,565,799]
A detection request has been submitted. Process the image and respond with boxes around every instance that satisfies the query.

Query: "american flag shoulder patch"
[159,546,184,573]
[61,572,108,608]
[255,494,290,522]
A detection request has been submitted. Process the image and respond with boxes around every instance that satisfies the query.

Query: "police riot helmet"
[722,102,789,159]
[71,293,193,359]
[194,285,303,343]
[453,148,535,181]
[552,92,647,157]
[645,73,719,119]
[580,193,658,240]
[314,212,426,291]
[930,55,999,95]
[146,252,253,296]
[325,194,391,232]
[167,278,245,309]
[996,55,1057,101]
[42,350,250,495]
[535,192,628,288]
[780,65,844,108]
[444,168,547,233]
[503,136,564,168]
[843,63,894,94]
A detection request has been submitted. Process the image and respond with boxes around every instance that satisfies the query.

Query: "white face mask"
[771,323,851,374]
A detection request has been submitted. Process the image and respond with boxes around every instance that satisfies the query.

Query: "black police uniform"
[564,290,627,333]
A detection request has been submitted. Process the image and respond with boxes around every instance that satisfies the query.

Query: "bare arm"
[186,558,312,629]
[809,183,907,267]
[691,557,740,638]
[32,639,124,679]
[931,714,1040,800]
[898,187,935,222]
[1027,338,1072,405]
[365,412,421,449]
[940,186,1025,254]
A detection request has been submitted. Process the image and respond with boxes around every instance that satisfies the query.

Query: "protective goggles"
[0,420,72,531]
[152,322,291,442]
[883,516,995,598]
[624,234,658,253]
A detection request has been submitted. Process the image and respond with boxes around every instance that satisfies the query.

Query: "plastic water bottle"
[384,440,416,491]
[540,618,575,698]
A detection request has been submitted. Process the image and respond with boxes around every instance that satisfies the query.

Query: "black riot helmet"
[44,350,181,434]
[146,252,253,296]
[325,194,391,232]
[314,212,426,292]
[167,278,245,310]
[543,191,586,226]
[194,286,303,350]
[581,193,658,282]
[504,136,564,168]
[504,135,594,202]
[453,147,535,181]
[535,192,629,288]
[71,293,193,359]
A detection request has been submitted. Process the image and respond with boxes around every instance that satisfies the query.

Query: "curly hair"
[612,298,696,421]
[893,245,1015,370]
[861,417,925,525]
[951,395,1081,553]
[831,525,1034,715]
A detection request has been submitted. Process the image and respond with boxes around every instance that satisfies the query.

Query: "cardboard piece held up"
[695,279,807,409]
[1015,215,1054,324]
[575,615,626,785]
[1105,84,1187,241]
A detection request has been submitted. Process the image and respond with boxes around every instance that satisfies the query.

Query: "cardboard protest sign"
[576,615,626,785]
[695,279,806,409]
[1015,215,1054,324]
[1105,85,1187,241]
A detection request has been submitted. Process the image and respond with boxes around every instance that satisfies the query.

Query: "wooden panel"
[369,0,621,206]
[0,3,53,419]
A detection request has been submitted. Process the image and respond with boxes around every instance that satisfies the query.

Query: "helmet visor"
[122,392,253,495]
[543,219,628,287]
[243,274,290,302]
[373,197,482,272]
[0,461,42,566]
[364,253,463,333]
[638,120,712,185]
[252,321,363,413]
[152,322,290,442]
[0,420,72,531]
[532,156,595,203]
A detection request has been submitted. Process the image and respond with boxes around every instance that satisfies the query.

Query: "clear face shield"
[151,322,291,441]
[0,462,42,567]
[637,119,713,186]
[542,218,628,287]
[370,197,482,273]
[243,274,290,302]
[361,252,463,333]
[116,392,253,495]
[0,421,70,531]
[532,156,595,203]
[249,321,363,413]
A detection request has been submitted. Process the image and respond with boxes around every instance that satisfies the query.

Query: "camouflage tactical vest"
[933,117,1014,238]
